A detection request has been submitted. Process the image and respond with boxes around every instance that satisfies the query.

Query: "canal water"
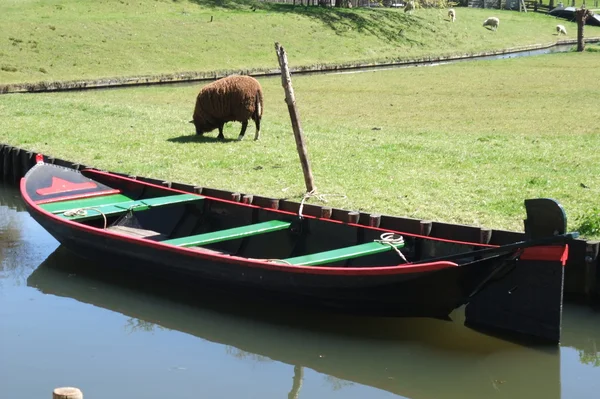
[1,183,600,399]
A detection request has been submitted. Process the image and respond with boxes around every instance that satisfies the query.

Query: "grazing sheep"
[448,8,456,22]
[191,75,264,141]
[482,17,500,31]
[404,0,415,13]
[556,24,567,35]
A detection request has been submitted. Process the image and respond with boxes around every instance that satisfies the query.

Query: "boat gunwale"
[19,165,514,276]
[84,169,498,248]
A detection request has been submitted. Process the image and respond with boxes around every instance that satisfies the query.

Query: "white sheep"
[483,17,500,31]
[448,8,456,22]
[556,24,567,35]
[404,1,415,13]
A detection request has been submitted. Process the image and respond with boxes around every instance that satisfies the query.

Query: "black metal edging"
[1,38,598,94]
[1,143,598,303]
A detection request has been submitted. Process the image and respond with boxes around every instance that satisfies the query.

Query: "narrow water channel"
[1,183,599,399]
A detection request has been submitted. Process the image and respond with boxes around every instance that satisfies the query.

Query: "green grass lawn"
[2,50,600,237]
[1,0,599,85]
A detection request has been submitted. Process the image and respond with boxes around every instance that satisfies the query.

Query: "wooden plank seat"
[51,194,203,222]
[106,225,167,241]
[282,241,405,266]
[161,220,292,247]
[40,193,133,214]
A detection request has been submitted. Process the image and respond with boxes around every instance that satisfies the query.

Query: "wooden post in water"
[274,42,316,194]
[576,7,592,51]
[53,387,83,399]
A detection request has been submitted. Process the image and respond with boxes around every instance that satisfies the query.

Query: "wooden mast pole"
[274,42,316,194]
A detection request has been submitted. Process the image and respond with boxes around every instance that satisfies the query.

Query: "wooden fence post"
[274,42,316,194]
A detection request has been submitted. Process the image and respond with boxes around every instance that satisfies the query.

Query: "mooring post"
[369,214,381,228]
[52,387,83,399]
[0,144,4,178]
[347,211,360,224]
[320,206,332,219]
[11,147,21,183]
[267,198,280,210]
[3,146,12,181]
[585,241,599,301]
[274,42,316,194]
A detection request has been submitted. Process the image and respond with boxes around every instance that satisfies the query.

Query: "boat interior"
[35,169,497,268]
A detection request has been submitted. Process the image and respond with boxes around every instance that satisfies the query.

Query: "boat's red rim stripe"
[22,178,464,276]
[83,169,499,249]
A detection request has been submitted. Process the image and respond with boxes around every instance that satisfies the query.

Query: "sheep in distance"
[190,75,264,141]
[448,8,456,22]
[483,17,500,31]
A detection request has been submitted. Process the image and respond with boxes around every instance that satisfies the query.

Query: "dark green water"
[1,183,599,399]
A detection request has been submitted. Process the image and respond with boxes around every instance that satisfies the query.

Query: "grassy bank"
[1,0,599,85]
[2,50,600,237]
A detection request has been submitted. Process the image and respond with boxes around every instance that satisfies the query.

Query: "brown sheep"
[190,75,264,141]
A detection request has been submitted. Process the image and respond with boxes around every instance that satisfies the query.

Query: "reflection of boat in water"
[28,247,563,399]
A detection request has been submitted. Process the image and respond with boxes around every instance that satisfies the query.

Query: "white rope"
[375,232,408,263]
[63,207,108,230]
[298,188,347,218]
[264,233,407,266]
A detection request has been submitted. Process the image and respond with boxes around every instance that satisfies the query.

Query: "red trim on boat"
[520,245,569,265]
[35,189,122,205]
[21,179,461,276]
[36,177,98,196]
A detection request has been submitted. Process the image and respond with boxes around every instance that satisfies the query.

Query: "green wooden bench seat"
[40,193,133,214]
[54,193,204,221]
[282,241,405,266]
[162,220,292,247]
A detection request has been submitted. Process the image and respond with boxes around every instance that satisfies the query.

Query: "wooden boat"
[20,158,576,342]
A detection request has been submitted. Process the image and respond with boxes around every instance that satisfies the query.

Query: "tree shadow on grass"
[184,0,429,45]
[168,134,239,144]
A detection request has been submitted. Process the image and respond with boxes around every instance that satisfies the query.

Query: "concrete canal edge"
[1,38,599,94]
[1,143,599,305]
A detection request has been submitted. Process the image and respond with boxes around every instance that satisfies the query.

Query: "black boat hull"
[27,203,517,319]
